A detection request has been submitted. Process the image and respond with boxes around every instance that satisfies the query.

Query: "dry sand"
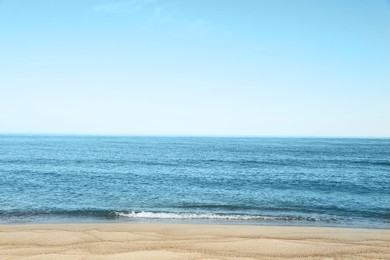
[0,223,389,259]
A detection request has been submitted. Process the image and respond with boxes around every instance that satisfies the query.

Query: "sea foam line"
[115,211,321,221]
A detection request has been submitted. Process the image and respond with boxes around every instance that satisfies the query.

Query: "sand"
[0,223,389,259]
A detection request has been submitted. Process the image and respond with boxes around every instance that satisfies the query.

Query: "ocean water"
[0,135,389,228]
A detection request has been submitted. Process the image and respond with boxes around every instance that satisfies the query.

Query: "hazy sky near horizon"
[0,0,389,136]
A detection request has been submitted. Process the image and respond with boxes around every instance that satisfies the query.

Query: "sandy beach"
[0,223,389,259]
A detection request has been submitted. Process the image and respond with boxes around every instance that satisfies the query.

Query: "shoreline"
[2,218,389,230]
[1,223,389,259]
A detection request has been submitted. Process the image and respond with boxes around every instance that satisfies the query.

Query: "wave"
[2,209,389,227]
[0,209,119,219]
[0,209,325,222]
[115,211,323,222]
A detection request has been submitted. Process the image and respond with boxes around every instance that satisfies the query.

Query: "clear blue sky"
[0,0,389,136]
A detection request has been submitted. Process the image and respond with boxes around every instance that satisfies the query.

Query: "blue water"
[0,135,389,227]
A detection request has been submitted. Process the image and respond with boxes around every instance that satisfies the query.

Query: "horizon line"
[0,132,389,139]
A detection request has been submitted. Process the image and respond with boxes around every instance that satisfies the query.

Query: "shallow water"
[0,135,389,227]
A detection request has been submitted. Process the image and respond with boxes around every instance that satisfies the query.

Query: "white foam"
[115,211,291,221]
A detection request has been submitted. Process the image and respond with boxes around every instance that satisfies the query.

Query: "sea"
[0,135,389,228]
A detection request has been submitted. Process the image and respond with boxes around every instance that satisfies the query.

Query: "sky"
[0,0,389,137]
